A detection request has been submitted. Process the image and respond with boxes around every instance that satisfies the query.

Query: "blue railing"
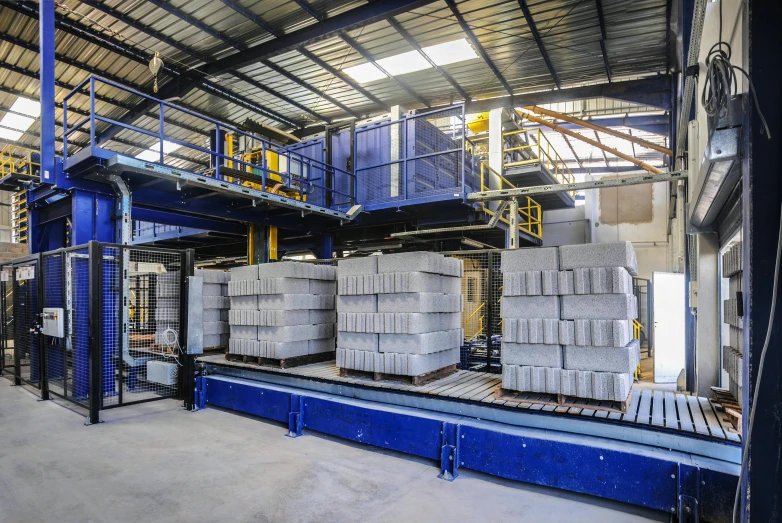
[61,76,356,210]
[353,104,477,209]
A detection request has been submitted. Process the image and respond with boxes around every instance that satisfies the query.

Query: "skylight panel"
[422,39,478,66]
[0,97,40,142]
[344,62,386,84]
[135,140,180,162]
[376,50,431,76]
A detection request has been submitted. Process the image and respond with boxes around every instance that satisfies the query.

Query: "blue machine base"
[196,375,737,522]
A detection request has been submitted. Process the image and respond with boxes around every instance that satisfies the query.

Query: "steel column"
[38,0,55,183]
[86,241,102,425]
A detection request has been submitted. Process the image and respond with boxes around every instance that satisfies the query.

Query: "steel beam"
[445,0,513,96]
[38,0,55,183]
[464,76,672,113]
[516,1,560,88]
[146,0,243,50]
[386,18,470,101]
[595,0,612,82]
[290,0,323,21]
[339,33,430,107]
[218,0,278,37]
[467,169,686,202]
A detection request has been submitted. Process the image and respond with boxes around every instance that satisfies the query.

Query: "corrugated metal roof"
[0,0,671,157]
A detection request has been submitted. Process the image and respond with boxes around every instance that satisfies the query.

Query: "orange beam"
[522,105,673,156]
[516,109,663,174]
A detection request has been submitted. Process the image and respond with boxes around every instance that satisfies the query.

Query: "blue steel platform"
[197,356,739,522]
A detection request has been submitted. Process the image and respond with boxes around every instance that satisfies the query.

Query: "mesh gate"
[13,257,41,388]
[0,262,13,378]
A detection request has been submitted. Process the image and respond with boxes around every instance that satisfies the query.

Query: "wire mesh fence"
[13,257,40,388]
[0,263,13,378]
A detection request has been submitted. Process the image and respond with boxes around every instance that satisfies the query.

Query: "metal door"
[653,272,686,383]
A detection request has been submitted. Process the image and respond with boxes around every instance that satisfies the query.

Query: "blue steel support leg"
[194,375,206,410]
[438,421,460,481]
[38,0,55,184]
[317,234,334,260]
[677,463,700,523]
[287,393,303,438]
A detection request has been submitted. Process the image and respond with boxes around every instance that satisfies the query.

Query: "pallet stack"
[227,262,337,365]
[336,252,463,383]
[195,269,229,349]
[500,242,640,406]
[721,241,743,403]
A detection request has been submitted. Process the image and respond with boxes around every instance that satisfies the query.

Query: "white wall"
[0,191,11,243]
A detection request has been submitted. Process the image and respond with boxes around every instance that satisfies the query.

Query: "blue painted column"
[38,0,55,184]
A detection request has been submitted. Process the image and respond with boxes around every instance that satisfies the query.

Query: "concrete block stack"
[154,271,180,345]
[336,252,464,378]
[227,262,337,361]
[500,247,563,394]
[195,269,229,349]
[501,242,640,403]
[722,241,743,403]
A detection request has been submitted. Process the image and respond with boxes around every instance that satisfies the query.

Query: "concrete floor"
[0,382,669,523]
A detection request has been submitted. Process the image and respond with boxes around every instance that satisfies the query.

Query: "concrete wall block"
[501,247,559,272]
[377,251,462,277]
[230,324,257,340]
[257,323,334,343]
[541,270,559,295]
[309,337,336,354]
[557,270,574,295]
[559,321,575,345]
[337,294,378,313]
[203,333,228,348]
[203,321,229,335]
[590,319,610,346]
[309,279,336,295]
[259,339,309,359]
[542,319,559,344]
[527,318,544,344]
[560,294,637,320]
[574,319,592,345]
[589,267,609,294]
[559,241,638,276]
[256,261,336,280]
[503,272,527,296]
[203,309,221,322]
[195,269,229,284]
[202,283,224,296]
[378,329,462,354]
[230,295,257,310]
[611,267,633,294]
[500,342,563,367]
[563,340,640,373]
[338,256,378,276]
[573,268,591,295]
[257,294,334,310]
[525,270,543,295]
[203,296,229,309]
[504,318,528,343]
[230,265,259,281]
[337,331,379,352]
[377,293,461,313]
[500,296,560,319]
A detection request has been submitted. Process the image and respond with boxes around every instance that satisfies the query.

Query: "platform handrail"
[61,75,356,209]
[0,144,40,179]
[502,128,576,198]
[479,163,542,239]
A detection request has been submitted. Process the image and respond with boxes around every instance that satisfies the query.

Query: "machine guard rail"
[61,76,356,209]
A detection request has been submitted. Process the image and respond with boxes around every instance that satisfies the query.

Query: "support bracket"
[677,462,701,522]
[287,393,304,438]
[438,421,461,481]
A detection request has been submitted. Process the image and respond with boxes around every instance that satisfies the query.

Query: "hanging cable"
[701,1,771,138]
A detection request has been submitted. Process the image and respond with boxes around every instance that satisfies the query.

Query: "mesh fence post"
[486,251,496,372]
[87,241,103,425]
[38,253,49,401]
[179,248,196,411]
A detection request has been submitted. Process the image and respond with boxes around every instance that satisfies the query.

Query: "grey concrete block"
[230,265,258,281]
[527,318,544,343]
[230,324,257,340]
[337,347,460,376]
[560,294,637,320]
[541,270,559,295]
[574,320,592,345]
[563,339,640,373]
[557,270,574,295]
[337,331,379,352]
[502,364,560,394]
[202,333,228,348]
[559,321,575,345]
[376,272,453,294]
[308,338,335,355]
[220,309,230,322]
[503,272,527,296]
[337,294,378,313]
[573,268,591,295]
[525,271,542,295]
[258,340,308,359]
[589,267,608,294]
[500,296,560,319]
[203,283,224,296]
[378,329,462,354]
[204,296,229,309]
[338,312,459,334]
[309,279,336,295]
[257,323,334,342]
[559,242,638,276]
[203,321,229,335]
[377,293,461,313]
[257,294,334,310]
[195,269,229,284]
[560,369,593,398]
[543,319,560,344]
[377,252,462,277]
[230,295,257,310]
[203,309,222,322]
[501,247,559,272]
[337,256,378,276]
[610,267,633,294]
[256,278,310,294]
[501,342,563,367]
[257,261,336,280]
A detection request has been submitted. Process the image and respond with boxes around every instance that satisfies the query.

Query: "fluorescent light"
[135,140,180,161]
[344,62,386,83]
[342,38,477,84]
[422,39,477,66]
[0,97,40,142]
[376,50,431,76]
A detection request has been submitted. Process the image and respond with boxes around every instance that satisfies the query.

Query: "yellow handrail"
[501,128,576,198]
[0,144,40,179]
[479,162,542,239]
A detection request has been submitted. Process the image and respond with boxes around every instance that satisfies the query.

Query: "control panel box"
[146,360,178,386]
[42,307,65,338]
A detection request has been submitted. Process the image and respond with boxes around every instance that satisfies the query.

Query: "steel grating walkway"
[197,355,740,444]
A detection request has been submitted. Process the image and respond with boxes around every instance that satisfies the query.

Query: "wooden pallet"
[203,345,227,353]
[338,364,458,386]
[710,386,742,435]
[225,351,334,369]
[495,388,633,414]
